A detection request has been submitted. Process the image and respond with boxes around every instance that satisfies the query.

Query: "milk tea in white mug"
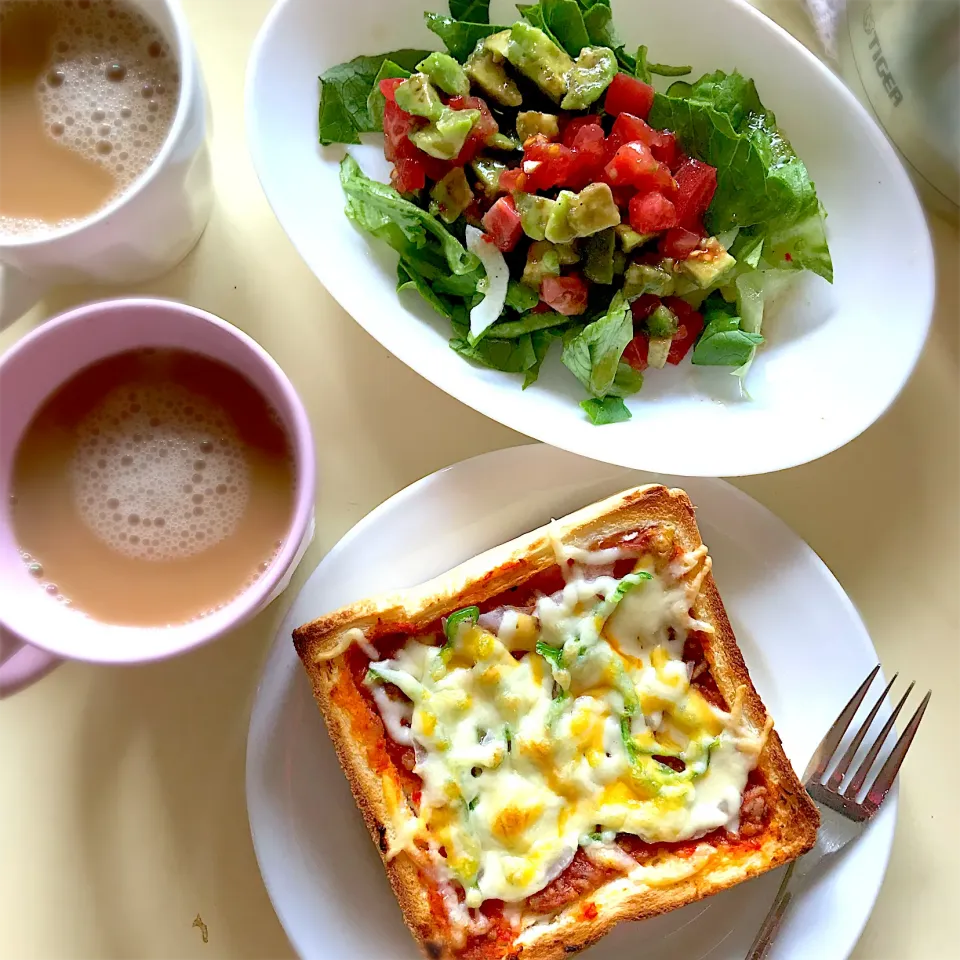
[0,0,180,236]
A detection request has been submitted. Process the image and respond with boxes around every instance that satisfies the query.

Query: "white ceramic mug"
[0,0,214,326]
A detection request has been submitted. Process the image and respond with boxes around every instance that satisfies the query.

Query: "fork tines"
[804,665,931,822]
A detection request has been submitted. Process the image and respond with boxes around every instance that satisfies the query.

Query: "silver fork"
[746,665,931,960]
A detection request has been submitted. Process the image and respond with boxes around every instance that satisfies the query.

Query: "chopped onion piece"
[466,225,509,342]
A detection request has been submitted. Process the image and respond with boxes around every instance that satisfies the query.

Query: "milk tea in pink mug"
[0,298,316,697]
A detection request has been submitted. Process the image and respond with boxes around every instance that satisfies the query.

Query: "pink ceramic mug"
[0,298,316,697]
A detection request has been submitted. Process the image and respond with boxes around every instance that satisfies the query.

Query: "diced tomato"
[629,191,678,233]
[610,113,663,149]
[482,196,523,252]
[383,100,417,162]
[659,227,702,259]
[562,114,602,148]
[604,142,676,194]
[390,157,426,193]
[498,166,527,193]
[530,300,552,314]
[604,72,655,119]
[523,134,576,191]
[623,334,649,371]
[541,274,588,315]
[651,131,683,171]
[630,294,661,325]
[568,123,606,189]
[663,297,705,364]
[673,158,717,228]
[379,77,404,103]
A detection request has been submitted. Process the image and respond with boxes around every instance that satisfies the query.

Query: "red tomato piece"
[523,134,576,191]
[623,335,649,371]
[482,196,523,252]
[663,297,705,364]
[659,226,702,259]
[610,112,663,149]
[673,158,718,228]
[379,77,404,103]
[390,157,426,193]
[629,191,678,233]
[604,142,676,194]
[498,167,527,193]
[383,100,416,162]
[562,114,602,148]
[651,131,683,171]
[568,123,606,188]
[630,294,661,326]
[604,72,655,119]
[541,274,589,315]
[530,300,552,314]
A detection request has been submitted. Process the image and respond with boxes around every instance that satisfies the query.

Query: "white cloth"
[802,0,846,61]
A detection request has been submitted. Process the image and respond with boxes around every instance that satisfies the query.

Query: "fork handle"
[745,861,797,960]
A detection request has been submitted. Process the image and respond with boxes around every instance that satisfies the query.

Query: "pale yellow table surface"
[1,1,957,957]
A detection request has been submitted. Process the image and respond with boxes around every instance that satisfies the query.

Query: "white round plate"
[247,444,895,960]
[246,0,933,477]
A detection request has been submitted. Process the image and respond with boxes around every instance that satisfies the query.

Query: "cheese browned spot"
[362,534,768,913]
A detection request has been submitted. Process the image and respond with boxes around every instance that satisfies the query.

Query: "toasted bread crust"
[294,485,819,960]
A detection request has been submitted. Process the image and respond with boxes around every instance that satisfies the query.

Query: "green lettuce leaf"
[397,260,461,320]
[538,0,591,57]
[450,0,490,22]
[450,328,540,372]
[648,70,832,282]
[425,12,507,62]
[560,290,633,397]
[691,293,764,366]
[340,155,480,275]
[318,49,430,145]
[489,309,570,338]
[504,279,541,314]
[581,394,631,424]
[523,328,563,388]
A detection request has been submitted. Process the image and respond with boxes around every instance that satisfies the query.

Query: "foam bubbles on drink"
[70,383,251,561]
[0,0,180,208]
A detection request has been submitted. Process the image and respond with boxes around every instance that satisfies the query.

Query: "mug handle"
[0,628,61,699]
[0,264,49,331]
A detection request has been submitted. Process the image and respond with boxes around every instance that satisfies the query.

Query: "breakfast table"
[0,0,956,957]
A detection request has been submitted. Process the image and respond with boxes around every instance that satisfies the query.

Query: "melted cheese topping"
[364,536,765,912]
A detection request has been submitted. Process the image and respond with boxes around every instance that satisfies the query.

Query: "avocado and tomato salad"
[320,0,833,424]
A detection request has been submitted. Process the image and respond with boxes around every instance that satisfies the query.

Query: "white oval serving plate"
[246,444,895,960]
[246,0,933,477]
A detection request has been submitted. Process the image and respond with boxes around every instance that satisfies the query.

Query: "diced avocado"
[465,43,522,107]
[622,262,676,300]
[430,168,473,223]
[367,60,411,132]
[417,51,469,97]
[515,193,556,241]
[612,248,627,276]
[615,224,655,253]
[583,228,615,284]
[410,107,479,160]
[394,73,443,121]
[679,239,736,288]
[561,46,617,111]
[484,29,512,59]
[646,304,679,337]
[647,336,672,369]
[554,241,580,264]
[471,157,508,197]
[516,111,560,142]
[486,132,520,151]
[568,183,621,238]
[505,22,574,103]
[544,190,578,244]
[521,240,562,289]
